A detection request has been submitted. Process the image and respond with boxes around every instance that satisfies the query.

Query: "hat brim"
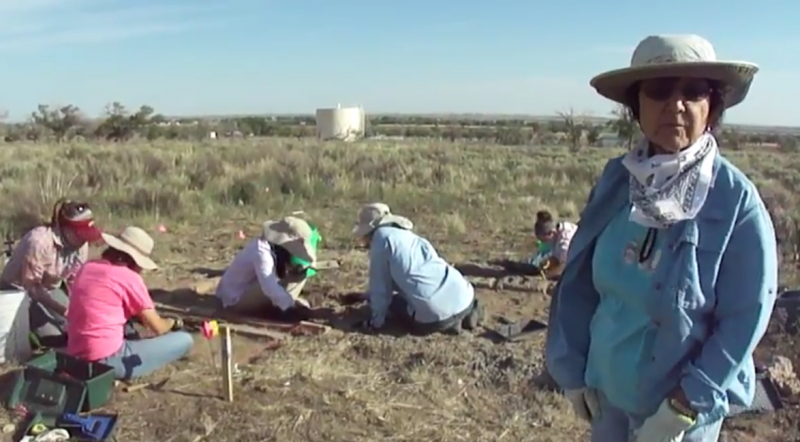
[352,215,414,237]
[101,233,158,270]
[590,60,759,109]
[262,221,316,264]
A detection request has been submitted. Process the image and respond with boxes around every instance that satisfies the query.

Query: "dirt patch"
[0,260,797,442]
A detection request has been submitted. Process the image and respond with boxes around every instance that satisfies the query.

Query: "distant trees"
[556,108,584,152]
[95,103,165,141]
[0,101,795,149]
[607,104,638,149]
[31,104,84,142]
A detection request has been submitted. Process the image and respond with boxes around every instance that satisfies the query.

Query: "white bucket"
[0,290,31,364]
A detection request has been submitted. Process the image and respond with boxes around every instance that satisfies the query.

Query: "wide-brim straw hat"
[590,34,759,109]
[101,226,158,270]
[262,216,317,265]
[352,203,413,238]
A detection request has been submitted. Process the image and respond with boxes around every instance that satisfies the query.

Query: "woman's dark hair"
[534,211,555,236]
[623,80,727,132]
[273,245,291,279]
[535,211,553,223]
[101,247,138,269]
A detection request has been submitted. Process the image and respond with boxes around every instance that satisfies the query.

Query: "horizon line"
[4,111,797,131]
[159,112,800,131]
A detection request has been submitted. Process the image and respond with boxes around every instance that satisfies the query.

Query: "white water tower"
[315,104,366,142]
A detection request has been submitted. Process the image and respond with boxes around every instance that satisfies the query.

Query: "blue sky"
[1,0,797,126]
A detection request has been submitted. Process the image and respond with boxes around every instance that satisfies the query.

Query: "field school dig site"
[0,124,799,441]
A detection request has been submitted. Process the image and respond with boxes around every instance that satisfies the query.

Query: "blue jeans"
[591,391,724,442]
[101,331,194,380]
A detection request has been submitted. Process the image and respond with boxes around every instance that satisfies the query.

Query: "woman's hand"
[139,309,182,335]
[167,316,184,331]
[28,285,67,316]
[634,398,695,442]
[564,388,601,422]
[668,389,697,419]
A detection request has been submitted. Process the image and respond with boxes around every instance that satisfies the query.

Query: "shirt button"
[655,283,662,290]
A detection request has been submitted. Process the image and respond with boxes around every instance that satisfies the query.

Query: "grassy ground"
[0,138,799,442]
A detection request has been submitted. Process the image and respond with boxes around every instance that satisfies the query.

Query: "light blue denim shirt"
[545,154,778,425]
[585,206,667,414]
[367,226,475,327]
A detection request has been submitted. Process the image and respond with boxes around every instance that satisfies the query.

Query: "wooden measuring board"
[153,302,330,340]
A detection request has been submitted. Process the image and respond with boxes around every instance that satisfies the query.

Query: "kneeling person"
[353,203,483,334]
[67,227,193,380]
[530,210,576,279]
[215,216,320,320]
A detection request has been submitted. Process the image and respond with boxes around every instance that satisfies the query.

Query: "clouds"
[0,0,217,52]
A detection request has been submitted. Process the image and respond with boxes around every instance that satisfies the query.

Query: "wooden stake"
[123,383,151,393]
[313,260,340,270]
[220,325,234,402]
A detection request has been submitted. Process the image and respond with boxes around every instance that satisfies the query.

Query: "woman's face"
[637,77,713,153]
[535,231,554,243]
[62,228,87,249]
[356,235,370,249]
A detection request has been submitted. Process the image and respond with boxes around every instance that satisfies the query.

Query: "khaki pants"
[223,273,308,314]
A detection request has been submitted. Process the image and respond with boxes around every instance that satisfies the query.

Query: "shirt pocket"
[675,215,726,311]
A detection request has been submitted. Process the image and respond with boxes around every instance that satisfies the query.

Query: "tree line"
[0,102,796,151]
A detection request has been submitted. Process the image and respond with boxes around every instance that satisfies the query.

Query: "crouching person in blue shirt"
[352,203,484,335]
[545,35,778,442]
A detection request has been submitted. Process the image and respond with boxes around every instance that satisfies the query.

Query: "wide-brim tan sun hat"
[101,226,158,270]
[262,216,317,264]
[352,202,413,238]
[590,34,759,109]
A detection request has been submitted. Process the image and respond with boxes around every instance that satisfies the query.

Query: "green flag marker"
[290,224,322,278]
[537,239,551,254]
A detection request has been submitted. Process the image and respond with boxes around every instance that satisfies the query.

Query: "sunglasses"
[640,78,713,102]
[57,200,91,219]
[71,203,90,216]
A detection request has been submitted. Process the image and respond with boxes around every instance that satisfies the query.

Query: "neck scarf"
[54,227,84,280]
[622,133,718,228]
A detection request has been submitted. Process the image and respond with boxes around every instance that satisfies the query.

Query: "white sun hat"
[351,203,413,238]
[101,226,158,270]
[261,216,317,265]
[590,34,759,109]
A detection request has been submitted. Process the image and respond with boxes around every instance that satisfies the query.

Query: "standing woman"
[545,35,777,442]
[0,199,103,347]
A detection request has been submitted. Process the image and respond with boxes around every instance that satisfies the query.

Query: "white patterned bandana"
[622,133,718,228]
[55,227,84,280]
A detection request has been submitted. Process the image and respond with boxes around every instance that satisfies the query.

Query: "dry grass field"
[1,138,800,442]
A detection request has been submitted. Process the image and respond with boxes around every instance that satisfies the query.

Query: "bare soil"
[1,241,798,442]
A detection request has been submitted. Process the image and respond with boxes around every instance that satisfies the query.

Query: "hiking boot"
[461,300,485,331]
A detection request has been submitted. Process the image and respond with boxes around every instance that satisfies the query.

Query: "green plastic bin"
[9,350,115,413]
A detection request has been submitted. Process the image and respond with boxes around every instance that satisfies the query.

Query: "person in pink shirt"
[67,226,193,379]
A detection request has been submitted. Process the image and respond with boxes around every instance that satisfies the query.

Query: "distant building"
[597,133,623,148]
